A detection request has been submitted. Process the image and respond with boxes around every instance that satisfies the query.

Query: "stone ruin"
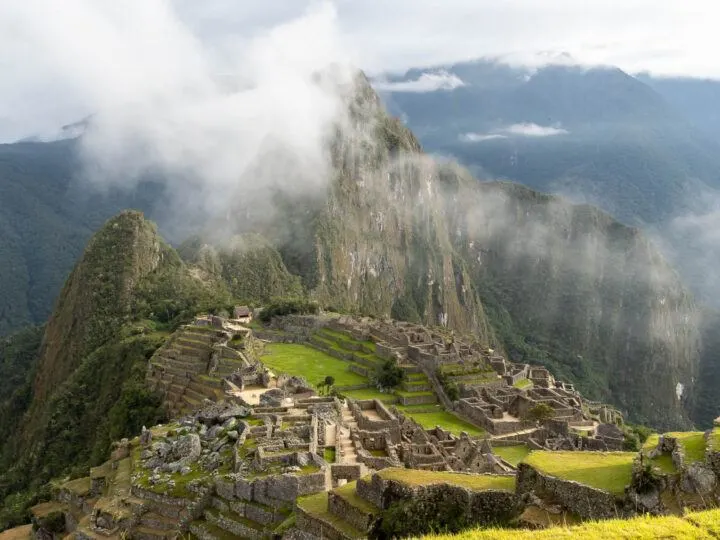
[330,316,625,452]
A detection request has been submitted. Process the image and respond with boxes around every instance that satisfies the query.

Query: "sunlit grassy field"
[407,411,486,437]
[262,343,366,388]
[494,444,531,466]
[522,451,635,495]
[422,509,720,539]
[377,468,516,492]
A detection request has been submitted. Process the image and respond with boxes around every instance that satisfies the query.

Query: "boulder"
[681,463,717,494]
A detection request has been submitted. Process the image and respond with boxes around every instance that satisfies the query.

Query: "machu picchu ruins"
[16,310,720,540]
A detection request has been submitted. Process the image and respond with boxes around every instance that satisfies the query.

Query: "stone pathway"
[339,405,360,464]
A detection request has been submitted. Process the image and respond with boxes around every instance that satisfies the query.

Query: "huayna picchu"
[6,310,720,540]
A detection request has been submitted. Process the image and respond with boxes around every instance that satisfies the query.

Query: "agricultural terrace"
[522,451,635,496]
[260,332,489,437]
[642,431,708,472]
[493,445,531,466]
[421,509,720,539]
[261,343,367,388]
[377,468,516,492]
[399,408,486,437]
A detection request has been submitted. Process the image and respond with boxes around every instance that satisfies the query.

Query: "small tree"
[324,376,335,392]
[377,360,404,389]
[526,403,554,423]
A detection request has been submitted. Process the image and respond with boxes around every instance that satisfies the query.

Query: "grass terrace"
[642,431,707,468]
[522,451,635,496]
[377,468,515,492]
[493,445,531,466]
[297,492,364,539]
[333,481,380,515]
[709,427,720,452]
[262,343,367,388]
[668,432,707,463]
[405,411,486,437]
[513,379,533,390]
[341,388,398,403]
[421,509,720,539]
[641,434,675,473]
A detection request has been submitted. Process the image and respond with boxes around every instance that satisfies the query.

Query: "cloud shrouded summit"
[0,0,359,239]
[2,0,720,143]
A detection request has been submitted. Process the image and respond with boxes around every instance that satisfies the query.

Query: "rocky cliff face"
[296,77,701,428]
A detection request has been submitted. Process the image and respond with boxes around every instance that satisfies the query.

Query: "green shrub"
[377,360,404,389]
[258,297,319,323]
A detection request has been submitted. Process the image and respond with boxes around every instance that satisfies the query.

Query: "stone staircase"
[340,407,360,465]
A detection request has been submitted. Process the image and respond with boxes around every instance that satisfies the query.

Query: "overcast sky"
[0,0,718,142]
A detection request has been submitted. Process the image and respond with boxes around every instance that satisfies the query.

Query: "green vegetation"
[667,432,706,463]
[524,403,555,423]
[297,492,363,538]
[334,481,380,514]
[406,411,485,437]
[323,447,336,463]
[513,378,533,390]
[258,297,319,323]
[378,468,515,491]
[341,388,397,403]
[422,509,720,539]
[376,359,405,389]
[378,469,516,538]
[493,445,531,466]
[262,343,366,388]
[709,427,720,452]
[642,431,707,470]
[523,451,635,496]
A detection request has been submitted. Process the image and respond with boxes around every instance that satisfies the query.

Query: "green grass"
[368,449,388,457]
[649,453,676,474]
[667,432,706,463]
[262,343,367,388]
[395,389,435,397]
[342,388,398,403]
[513,378,533,389]
[405,411,485,437]
[377,468,515,492]
[523,451,635,496]
[709,427,720,452]
[686,508,720,537]
[297,492,364,538]
[333,481,380,514]
[642,432,706,468]
[493,445,531,466]
[422,510,720,539]
[324,447,336,463]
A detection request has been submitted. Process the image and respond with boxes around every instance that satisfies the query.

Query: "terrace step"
[204,508,264,539]
[297,492,364,540]
[189,521,233,540]
[139,512,180,531]
[132,526,178,540]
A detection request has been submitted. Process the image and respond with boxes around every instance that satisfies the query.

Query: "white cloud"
[2,1,720,142]
[0,0,357,238]
[373,70,465,93]
[504,123,569,137]
[459,133,508,143]
[460,123,568,142]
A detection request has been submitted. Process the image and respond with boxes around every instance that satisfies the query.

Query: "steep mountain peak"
[29,210,164,414]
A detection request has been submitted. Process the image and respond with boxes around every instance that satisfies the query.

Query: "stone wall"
[355,473,518,534]
[515,463,627,519]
